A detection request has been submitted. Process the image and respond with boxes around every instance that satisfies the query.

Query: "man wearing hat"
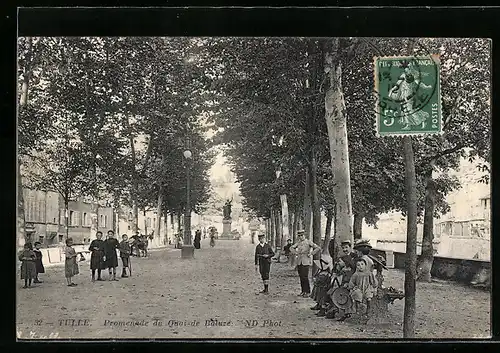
[290,230,321,297]
[334,239,375,322]
[254,233,275,294]
[324,240,357,319]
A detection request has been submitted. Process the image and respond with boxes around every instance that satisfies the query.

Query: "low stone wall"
[371,248,491,290]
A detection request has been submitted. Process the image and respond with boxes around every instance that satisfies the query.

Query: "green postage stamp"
[374,55,442,136]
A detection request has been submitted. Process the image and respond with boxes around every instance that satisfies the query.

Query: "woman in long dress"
[89,231,105,281]
[19,243,36,288]
[103,230,120,281]
[194,230,201,249]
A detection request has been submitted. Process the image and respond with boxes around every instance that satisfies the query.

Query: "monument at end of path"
[220,199,234,240]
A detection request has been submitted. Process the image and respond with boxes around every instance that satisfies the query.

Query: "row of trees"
[18,37,215,243]
[18,36,490,337]
[204,37,490,337]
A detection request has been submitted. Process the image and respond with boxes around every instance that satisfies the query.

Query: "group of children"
[18,241,45,288]
[18,230,134,288]
[310,239,380,321]
[253,234,381,321]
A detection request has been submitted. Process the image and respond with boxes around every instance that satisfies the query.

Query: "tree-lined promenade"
[16,239,490,339]
[18,37,490,337]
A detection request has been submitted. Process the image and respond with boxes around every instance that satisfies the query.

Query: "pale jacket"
[290,239,321,266]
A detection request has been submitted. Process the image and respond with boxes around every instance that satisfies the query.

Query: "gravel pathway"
[16,236,490,339]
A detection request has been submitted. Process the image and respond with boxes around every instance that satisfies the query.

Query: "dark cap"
[297,230,305,235]
[258,234,265,238]
[341,240,352,246]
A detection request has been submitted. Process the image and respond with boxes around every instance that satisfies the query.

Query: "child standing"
[89,231,105,281]
[64,238,79,287]
[254,234,275,294]
[104,230,120,281]
[18,243,36,288]
[119,234,131,278]
[33,241,45,283]
[347,258,378,315]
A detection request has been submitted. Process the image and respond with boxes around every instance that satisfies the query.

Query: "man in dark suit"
[255,233,275,294]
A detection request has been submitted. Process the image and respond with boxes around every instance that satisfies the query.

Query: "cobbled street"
[16,235,490,339]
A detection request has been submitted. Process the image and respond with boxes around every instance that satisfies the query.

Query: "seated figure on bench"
[323,240,357,319]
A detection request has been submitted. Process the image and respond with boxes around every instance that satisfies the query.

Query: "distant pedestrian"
[33,241,45,284]
[194,230,201,249]
[64,238,79,287]
[89,231,105,282]
[18,242,36,288]
[290,230,321,297]
[254,233,275,294]
[119,234,131,278]
[283,239,292,259]
[104,230,120,281]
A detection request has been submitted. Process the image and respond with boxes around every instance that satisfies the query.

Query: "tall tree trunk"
[264,217,269,242]
[270,208,276,249]
[323,208,334,255]
[402,136,418,338]
[164,212,169,245]
[277,194,290,261]
[282,195,290,244]
[170,213,175,238]
[64,198,69,240]
[303,169,313,240]
[156,187,164,246]
[309,151,322,274]
[274,209,281,259]
[330,199,342,262]
[353,212,364,240]
[129,135,139,233]
[417,167,436,282]
[18,37,35,248]
[115,209,119,236]
[292,209,299,243]
[90,202,98,239]
[324,39,354,251]
[17,160,26,249]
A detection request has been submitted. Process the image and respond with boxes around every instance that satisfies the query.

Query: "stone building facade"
[23,188,117,246]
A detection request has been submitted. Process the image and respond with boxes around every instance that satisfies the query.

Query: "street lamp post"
[181,142,195,259]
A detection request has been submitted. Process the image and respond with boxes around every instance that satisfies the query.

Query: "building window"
[153,218,156,229]
[69,211,74,226]
[100,215,104,227]
[104,215,108,228]
[128,212,133,220]
[83,213,88,226]
[128,225,131,230]
[59,234,63,242]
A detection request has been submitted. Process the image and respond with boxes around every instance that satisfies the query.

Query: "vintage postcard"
[16,36,491,340]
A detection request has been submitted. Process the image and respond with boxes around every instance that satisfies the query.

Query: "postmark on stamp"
[374,55,442,136]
